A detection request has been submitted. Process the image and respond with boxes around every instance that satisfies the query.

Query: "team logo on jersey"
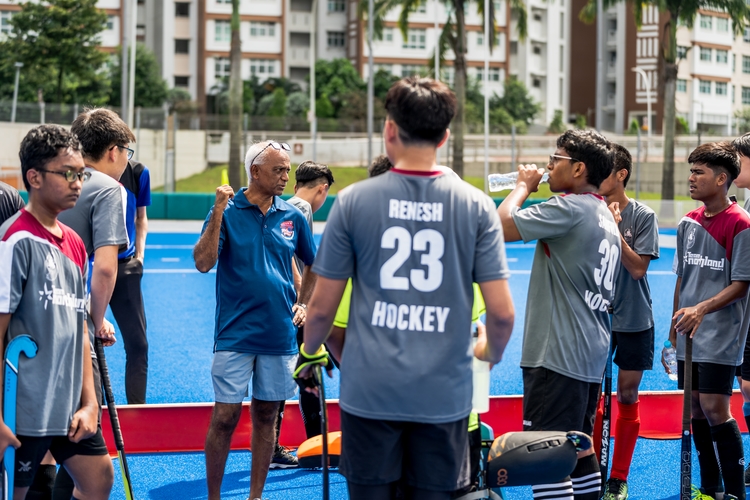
[686,226,697,250]
[44,253,58,281]
[280,220,294,239]
[623,227,633,245]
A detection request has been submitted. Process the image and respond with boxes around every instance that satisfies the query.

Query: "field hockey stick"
[3,335,38,500]
[599,335,613,490]
[94,339,135,500]
[680,336,693,500]
[313,364,329,500]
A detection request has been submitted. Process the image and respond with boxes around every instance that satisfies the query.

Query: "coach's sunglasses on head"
[549,154,581,165]
[38,169,92,183]
[250,142,291,167]
[110,144,135,160]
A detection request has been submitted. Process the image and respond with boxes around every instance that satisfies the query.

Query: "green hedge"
[21,191,543,220]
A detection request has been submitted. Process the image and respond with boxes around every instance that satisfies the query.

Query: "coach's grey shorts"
[211,351,297,403]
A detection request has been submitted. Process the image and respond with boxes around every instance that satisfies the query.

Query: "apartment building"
[510,0,571,128]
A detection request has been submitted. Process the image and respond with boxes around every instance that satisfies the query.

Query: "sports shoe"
[601,477,628,500]
[691,485,715,500]
[745,464,750,487]
[269,445,298,469]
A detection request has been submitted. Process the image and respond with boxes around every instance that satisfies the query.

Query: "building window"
[699,80,711,94]
[477,33,484,46]
[215,57,230,78]
[533,45,542,55]
[699,47,712,61]
[560,13,564,38]
[743,55,750,73]
[175,39,189,54]
[250,59,276,76]
[699,14,712,30]
[328,0,345,12]
[403,28,426,49]
[733,54,736,72]
[716,49,728,64]
[215,20,230,42]
[732,84,735,102]
[250,22,275,37]
[174,76,189,87]
[105,15,115,31]
[477,67,501,82]
[677,79,687,93]
[401,64,425,77]
[715,81,727,96]
[677,46,688,59]
[175,2,190,16]
[559,45,564,72]
[716,17,729,32]
[510,41,517,55]
[745,26,750,42]
[532,78,541,88]
[384,28,393,42]
[375,64,393,74]
[415,2,427,13]
[327,31,345,48]
[216,0,232,3]
[743,86,750,105]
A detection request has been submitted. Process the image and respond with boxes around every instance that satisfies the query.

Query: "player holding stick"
[669,142,750,500]
[596,144,660,500]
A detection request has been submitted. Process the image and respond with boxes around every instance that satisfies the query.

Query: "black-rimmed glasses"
[38,169,92,183]
[249,142,291,167]
[111,144,135,160]
[549,154,581,165]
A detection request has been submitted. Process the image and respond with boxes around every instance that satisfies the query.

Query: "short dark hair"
[295,161,334,188]
[556,129,613,188]
[688,141,740,183]
[611,143,632,188]
[384,77,456,147]
[732,132,750,158]
[369,155,393,178]
[71,108,136,162]
[19,125,82,191]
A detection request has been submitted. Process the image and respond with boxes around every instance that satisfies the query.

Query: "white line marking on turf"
[144,269,216,274]
[146,245,195,249]
[507,258,518,262]
[160,258,181,262]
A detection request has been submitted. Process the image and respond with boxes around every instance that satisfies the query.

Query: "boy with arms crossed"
[597,144,659,500]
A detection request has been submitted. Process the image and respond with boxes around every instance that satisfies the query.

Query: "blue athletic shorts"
[211,351,297,403]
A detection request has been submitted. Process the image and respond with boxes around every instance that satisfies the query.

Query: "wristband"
[293,343,331,381]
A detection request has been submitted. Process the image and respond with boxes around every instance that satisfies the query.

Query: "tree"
[0,0,109,104]
[362,0,528,178]
[735,107,750,134]
[266,88,287,117]
[167,88,197,113]
[494,78,539,126]
[580,0,750,200]
[547,109,566,134]
[286,92,310,117]
[313,59,365,116]
[110,44,169,108]
[228,0,243,190]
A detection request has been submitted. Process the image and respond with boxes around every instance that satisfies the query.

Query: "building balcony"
[607,29,617,46]
[288,12,312,32]
[288,46,311,67]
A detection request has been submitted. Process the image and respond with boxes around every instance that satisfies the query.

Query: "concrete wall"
[0,122,206,189]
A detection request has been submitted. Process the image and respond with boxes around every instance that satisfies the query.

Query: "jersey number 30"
[594,239,619,291]
[380,227,444,292]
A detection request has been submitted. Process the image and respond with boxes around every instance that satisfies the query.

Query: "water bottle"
[488,171,550,192]
[472,336,491,414]
[662,340,678,381]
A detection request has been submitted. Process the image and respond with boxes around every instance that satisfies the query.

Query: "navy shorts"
[339,410,471,491]
[522,367,600,436]
[14,429,108,487]
[612,327,654,372]
[678,361,735,395]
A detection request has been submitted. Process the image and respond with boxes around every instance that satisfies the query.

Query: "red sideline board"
[100,391,749,455]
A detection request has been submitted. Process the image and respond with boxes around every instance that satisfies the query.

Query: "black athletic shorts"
[14,429,109,487]
[522,367,600,435]
[612,327,655,372]
[339,410,471,491]
[677,361,735,395]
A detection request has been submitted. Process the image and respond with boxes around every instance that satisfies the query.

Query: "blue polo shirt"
[201,188,316,355]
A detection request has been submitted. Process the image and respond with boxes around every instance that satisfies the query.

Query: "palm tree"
[228,0,244,190]
[580,0,750,200]
[361,0,527,178]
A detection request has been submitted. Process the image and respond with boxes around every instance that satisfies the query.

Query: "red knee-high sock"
[610,400,640,481]
[593,398,604,461]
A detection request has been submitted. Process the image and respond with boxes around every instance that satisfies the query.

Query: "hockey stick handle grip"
[94,338,125,451]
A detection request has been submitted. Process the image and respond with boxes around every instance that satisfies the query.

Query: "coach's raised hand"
[194,184,235,273]
[215,184,235,209]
